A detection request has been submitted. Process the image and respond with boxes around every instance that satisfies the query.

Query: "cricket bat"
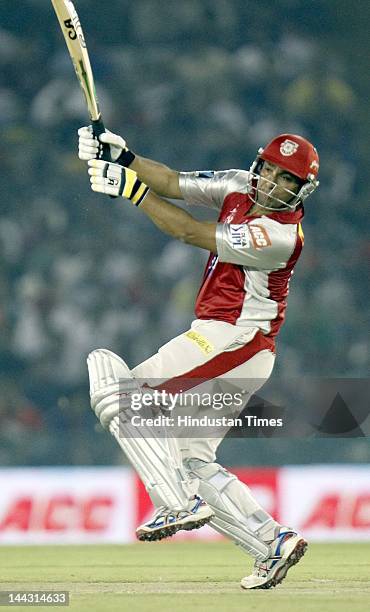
[51,0,111,161]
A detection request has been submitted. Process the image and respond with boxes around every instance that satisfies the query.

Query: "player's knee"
[87,348,139,429]
[91,386,120,429]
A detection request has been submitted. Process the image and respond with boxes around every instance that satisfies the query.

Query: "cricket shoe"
[240,528,307,590]
[136,495,214,542]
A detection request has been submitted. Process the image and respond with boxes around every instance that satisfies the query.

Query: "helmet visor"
[248,171,302,211]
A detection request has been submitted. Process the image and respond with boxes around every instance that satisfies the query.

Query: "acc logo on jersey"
[280,139,299,156]
[230,225,251,249]
[249,224,272,248]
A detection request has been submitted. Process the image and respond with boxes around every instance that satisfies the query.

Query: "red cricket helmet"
[259,133,319,182]
[248,133,320,210]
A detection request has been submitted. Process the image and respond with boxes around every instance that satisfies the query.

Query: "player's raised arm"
[78,126,182,199]
[88,160,217,252]
[87,159,302,269]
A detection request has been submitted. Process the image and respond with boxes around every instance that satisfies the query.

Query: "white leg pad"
[87,349,191,510]
[184,458,280,561]
[87,348,140,428]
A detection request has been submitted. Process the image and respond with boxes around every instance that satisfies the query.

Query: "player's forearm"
[140,192,217,252]
[88,161,216,252]
[78,126,183,198]
[130,156,182,199]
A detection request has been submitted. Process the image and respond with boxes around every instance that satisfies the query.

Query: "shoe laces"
[253,562,269,577]
[149,506,190,527]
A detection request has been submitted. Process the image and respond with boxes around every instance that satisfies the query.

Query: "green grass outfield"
[0,542,369,612]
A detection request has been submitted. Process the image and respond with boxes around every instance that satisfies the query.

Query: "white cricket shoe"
[240,528,307,590]
[136,495,214,542]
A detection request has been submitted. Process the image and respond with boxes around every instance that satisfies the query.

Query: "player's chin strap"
[87,349,192,510]
[248,157,319,212]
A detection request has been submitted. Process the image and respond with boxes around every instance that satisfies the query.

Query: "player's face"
[257,161,301,209]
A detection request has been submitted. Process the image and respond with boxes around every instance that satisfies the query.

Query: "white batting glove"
[78,126,135,165]
[88,159,149,206]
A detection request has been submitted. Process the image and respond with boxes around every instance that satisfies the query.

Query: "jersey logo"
[280,139,299,156]
[197,171,215,179]
[184,330,214,355]
[225,205,240,223]
[249,224,272,248]
[230,224,251,248]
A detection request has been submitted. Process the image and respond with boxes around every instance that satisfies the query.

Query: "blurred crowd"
[0,0,369,465]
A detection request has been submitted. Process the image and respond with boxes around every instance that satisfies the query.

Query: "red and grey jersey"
[179,169,305,338]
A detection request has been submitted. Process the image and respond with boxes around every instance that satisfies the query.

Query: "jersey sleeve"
[179,169,249,210]
[215,218,298,270]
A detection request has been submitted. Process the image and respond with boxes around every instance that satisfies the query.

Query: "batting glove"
[78,126,135,166]
[88,159,149,206]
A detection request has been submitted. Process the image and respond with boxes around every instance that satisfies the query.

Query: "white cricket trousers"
[132,319,275,463]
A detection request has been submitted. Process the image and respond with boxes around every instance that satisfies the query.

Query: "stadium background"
[0,0,369,544]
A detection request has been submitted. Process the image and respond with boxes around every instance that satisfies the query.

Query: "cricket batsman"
[78,126,319,590]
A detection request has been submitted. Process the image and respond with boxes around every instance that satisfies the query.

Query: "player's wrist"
[123,169,149,206]
[116,148,136,168]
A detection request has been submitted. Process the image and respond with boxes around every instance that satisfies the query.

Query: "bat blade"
[51,0,110,155]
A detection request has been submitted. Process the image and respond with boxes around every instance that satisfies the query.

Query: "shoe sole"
[241,538,308,590]
[136,511,214,542]
[136,523,179,542]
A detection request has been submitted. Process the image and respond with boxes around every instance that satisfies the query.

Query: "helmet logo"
[280,139,299,156]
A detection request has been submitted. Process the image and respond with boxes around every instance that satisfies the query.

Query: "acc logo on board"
[280,139,299,156]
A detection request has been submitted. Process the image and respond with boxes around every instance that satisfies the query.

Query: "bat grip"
[92,118,116,199]
[92,118,111,162]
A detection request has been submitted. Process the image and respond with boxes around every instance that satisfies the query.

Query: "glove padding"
[88,159,149,206]
[78,126,134,164]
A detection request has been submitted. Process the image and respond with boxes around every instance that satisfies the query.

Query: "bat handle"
[92,118,111,162]
[91,117,116,199]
